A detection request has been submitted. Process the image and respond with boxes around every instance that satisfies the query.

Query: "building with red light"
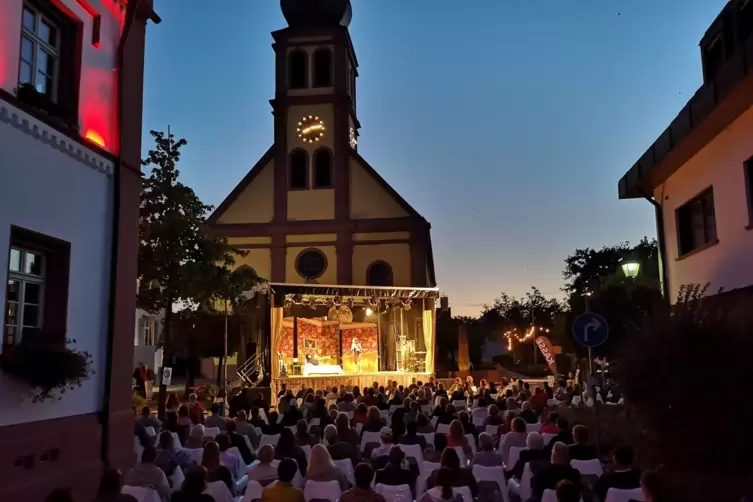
[0,1,159,500]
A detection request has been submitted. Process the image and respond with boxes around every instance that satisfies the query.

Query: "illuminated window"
[5,247,44,346]
[367,261,393,287]
[313,148,333,188]
[290,149,308,189]
[289,50,308,89]
[676,188,717,256]
[19,3,61,100]
[313,48,332,87]
[296,249,327,281]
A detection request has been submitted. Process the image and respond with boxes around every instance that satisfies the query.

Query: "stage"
[273,371,432,397]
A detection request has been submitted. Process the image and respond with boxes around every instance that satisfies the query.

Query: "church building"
[207,0,437,380]
[208,0,436,291]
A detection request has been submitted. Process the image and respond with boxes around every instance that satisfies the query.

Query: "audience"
[155,431,194,477]
[262,458,305,502]
[498,410,516,436]
[185,424,205,449]
[361,406,385,435]
[250,406,267,428]
[204,403,227,431]
[546,418,573,450]
[424,433,448,462]
[569,425,597,460]
[295,418,317,447]
[594,446,642,502]
[282,400,304,426]
[446,420,473,460]
[370,427,396,459]
[336,412,361,448]
[201,440,235,495]
[531,442,580,502]
[354,403,369,424]
[375,446,417,496]
[249,445,279,484]
[305,444,349,491]
[415,413,435,434]
[170,466,214,502]
[263,412,285,435]
[96,468,138,502]
[325,424,361,466]
[426,447,478,497]
[235,409,260,447]
[511,432,549,480]
[540,413,559,434]
[458,411,477,438]
[341,463,387,502]
[225,419,254,464]
[124,446,171,502]
[500,417,528,465]
[520,401,538,424]
[139,406,162,430]
[420,467,464,502]
[275,428,308,476]
[471,432,503,467]
[555,479,581,502]
[483,405,503,427]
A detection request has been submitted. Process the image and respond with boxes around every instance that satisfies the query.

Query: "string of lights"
[503,325,551,351]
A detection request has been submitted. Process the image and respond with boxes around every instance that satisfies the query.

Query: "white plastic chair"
[258,434,280,449]
[169,466,185,490]
[452,446,467,466]
[542,433,557,445]
[542,489,558,502]
[436,423,450,435]
[452,400,467,410]
[375,484,412,502]
[122,486,161,502]
[301,444,312,460]
[398,443,423,464]
[430,416,439,428]
[360,431,382,452]
[334,458,355,486]
[205,480,234,502]
[346,411,355,420]
[606,487,645,502]
[304,480,342,502]
[506,446,527,471]
[421,405,433,415]
[547,399,561,406]
[144,426,157,437]
[379,409,389,420]
[485,425,499,438]
[507,462,532,502]
[464,434,477,456]
[171,432,183,449]
[286,426,297,434]
[355,423,363,435]
[243,480,264,502]
[204,427,221,439]
[254,427,263,438]
[490,394,497,400]
[571,396,582,407]
[570,458,604,477]
[134,437,144,463]
[418,432,435,448]
[472,464,510,502]
[472,414,486,427]
[452,486,473,502]
[389,405,401,415]
[416,461,440,496]
[183,448,204,464]
[526,423,541,434]
[308,418,321,432]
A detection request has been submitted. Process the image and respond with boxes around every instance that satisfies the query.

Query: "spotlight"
[365,308,373,316]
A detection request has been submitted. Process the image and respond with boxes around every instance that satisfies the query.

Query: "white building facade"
[619,0,753,303]
[0,1,158,500]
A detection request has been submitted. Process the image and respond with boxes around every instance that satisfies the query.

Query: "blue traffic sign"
[572,312,609,348]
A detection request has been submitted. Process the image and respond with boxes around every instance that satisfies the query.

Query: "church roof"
[280,0,352,29]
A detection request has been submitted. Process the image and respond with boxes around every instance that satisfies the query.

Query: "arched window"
[367,261,393,286]
[236,265,258,278]
[313,148,333,188]
[289,150,308,189]
[296,249,327,281]
[313,48,333,87]
[289,50,308,89]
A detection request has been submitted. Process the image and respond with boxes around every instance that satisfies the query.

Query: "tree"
[138,129,249,416]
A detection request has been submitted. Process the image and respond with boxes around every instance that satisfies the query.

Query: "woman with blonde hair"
[248,445,278,485]
[200,441,234,495]
[304,444,348,490]
[185,424,204,449]
[446,419,473,460]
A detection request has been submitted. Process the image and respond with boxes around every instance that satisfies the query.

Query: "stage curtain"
[271,307,284,377]
[423,309,433,373]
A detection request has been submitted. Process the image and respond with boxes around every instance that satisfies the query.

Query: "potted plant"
[1,330,94,403]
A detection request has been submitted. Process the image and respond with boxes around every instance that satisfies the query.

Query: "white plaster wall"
[0,99,113,426]
[0,0,123,153]
[655,105,753,303]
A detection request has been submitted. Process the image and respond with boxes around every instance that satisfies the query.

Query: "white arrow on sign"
[583,319,601,343]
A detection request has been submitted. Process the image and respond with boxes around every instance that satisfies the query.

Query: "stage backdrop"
[279,318,378,372]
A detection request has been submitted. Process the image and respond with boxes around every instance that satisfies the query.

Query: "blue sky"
[141,0,727,316]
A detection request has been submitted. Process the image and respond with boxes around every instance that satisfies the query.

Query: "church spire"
[280,0,352,29]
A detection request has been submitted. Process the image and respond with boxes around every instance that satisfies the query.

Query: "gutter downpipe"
[638,187,670,302]
[100,0,141,466]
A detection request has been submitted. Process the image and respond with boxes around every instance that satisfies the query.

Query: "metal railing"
[236,351,263,385]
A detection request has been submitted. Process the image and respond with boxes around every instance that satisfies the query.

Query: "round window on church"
[297,116,325,144]
[296,248,327,281]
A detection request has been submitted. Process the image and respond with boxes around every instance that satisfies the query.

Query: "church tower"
[208,0,436,289]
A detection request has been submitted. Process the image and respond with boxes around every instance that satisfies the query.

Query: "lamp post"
[620,260,640,279]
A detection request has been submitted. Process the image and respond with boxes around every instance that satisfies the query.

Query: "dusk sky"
[141,0,727,316]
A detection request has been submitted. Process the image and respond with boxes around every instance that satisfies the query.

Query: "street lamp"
[621,260,640,279]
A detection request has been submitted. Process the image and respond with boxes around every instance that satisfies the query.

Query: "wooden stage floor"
[273,371,432,397]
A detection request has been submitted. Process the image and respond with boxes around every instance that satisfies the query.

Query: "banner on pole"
[535,336,558,376]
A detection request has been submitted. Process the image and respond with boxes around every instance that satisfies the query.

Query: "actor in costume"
[351,337,363,373]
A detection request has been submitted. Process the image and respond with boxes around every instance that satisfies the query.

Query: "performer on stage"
[306,353,319,366]
[351,337,363,373]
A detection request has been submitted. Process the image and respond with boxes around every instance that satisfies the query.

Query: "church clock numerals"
[297,116,325,144]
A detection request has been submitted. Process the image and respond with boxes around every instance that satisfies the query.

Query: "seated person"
[139,406,162,430]
[555,480,581,502]
[540,413,559,435]
[531,442,580,502]
[436,404,456,427]
[185,424,205,450]
[418,467,464,502]
[305,353,320,366]
[262,412,284,435]
[375,446,417,497]
[426,448,478,497]
[361,406,386,435]
[201,441,235,496]
[281,401,304,426]
[399,421,428,450]
[354,403,369,424]
[370,427,396,459]
[341,463,387,502]
[483,405,503,427]
[546,418,573,452]
[155,431,195,477]
[274,429,308,476]
[204,403,227,431]
[415,413,435,434]
[170,466,214,502]
[248,445,278,485]
[249,406,267,428]
[569,425,598,461]
[511,432,548,480]
[225,420,254,464]
[304,444,349,491]
[519,401,538,424]
[471,433,503,467]
[458,411,477,438]
[324,424,361,466]
[124,447,170,502]
[295,418,317,447]
[424,433,448,463]
[261,458,305,502]
[593,446,642,502]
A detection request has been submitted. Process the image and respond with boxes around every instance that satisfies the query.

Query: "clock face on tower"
[297,116,325,144]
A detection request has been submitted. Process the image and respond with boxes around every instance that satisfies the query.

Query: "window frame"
[19,2,62,102]
[295,248,328,281]
[5,247,46,346]
[288,49,308,90]
[675,186,718,258]
[313,47,333,87]
[289,149,309,190]
[312,147,334,189]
